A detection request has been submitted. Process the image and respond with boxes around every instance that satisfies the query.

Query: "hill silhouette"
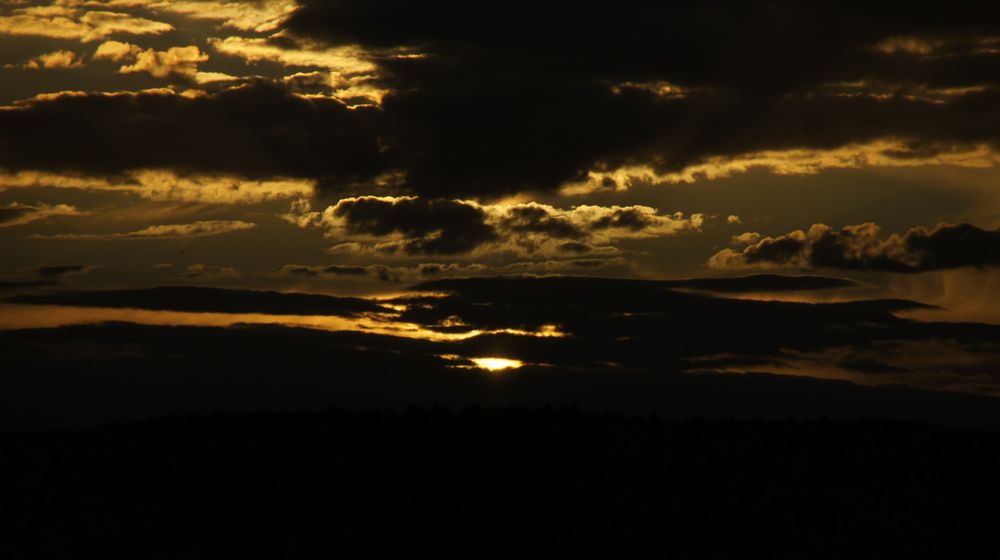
[3,406,998,558]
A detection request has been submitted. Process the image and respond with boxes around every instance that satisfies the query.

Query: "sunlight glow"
[470,357,524,371]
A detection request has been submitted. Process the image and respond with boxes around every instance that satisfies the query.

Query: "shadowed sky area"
[2,0,1000,429]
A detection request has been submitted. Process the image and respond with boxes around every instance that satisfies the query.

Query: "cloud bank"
[711,222,1000,273]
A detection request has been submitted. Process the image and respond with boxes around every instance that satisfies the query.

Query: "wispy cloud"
[33,220,256,240]
[0,202,85,227]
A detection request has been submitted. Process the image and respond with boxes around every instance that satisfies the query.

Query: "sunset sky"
[2,0,1000,428]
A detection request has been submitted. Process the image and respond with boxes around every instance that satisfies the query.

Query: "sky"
[2,0,1000,428]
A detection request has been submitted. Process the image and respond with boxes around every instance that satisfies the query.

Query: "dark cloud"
[664,274,858,293]
[387,276,1000,388]
[7,286,385,316]
[1,275,999,428]
[330,196,498,254]
[2,315,1000,432]
[0,4,996,199]
[35,264,89,278]
[288,198,701,256]
[279,0,1000,197]
[321,265,369,276]
[286,1,1000,91]
[556,241,592,254]
[0,81,390,186]
[497,205,584,239]
[712,222,1000,273]
[590,207,659,231]
[0,205,29,224]
[276,258,623,283]
[837,358,909,375]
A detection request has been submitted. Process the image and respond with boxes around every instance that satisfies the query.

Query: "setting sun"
[470,357,524,371]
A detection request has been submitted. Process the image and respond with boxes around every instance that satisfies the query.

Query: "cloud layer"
[35,220,256,240]
[283,196,704,256]
[0,202,84,227]
[0,2,998,200]
[711,222,1000,273]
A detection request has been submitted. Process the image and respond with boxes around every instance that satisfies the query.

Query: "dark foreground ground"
[3,407,999,558]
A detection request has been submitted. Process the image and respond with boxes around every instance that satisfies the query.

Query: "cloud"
[207,35,388,104]
[710,222,1000,273]
[283,197,704,256]
[283,196,497,255]
[118,45,208,81]
[146,0,296,33]
[36,264,92,278]
[2,3,1000,200]
[173,263,242,281]
[10,50,86,70]
[2,2,1000,201]
[663,274,859,293]
[88,40,219,82]
[8,285,384,316]
[0,169,313,204]
[488,202,704,255]
[382,275,1000,393]
[0,5,172,42]
[0,202,85,227]
[560,139,1000,195]
[731,232,762,246]
[0,82,389,188]
[207,35,377,75]
[51,1,296,33]
[276,0,1000,198]
[93,40,142,62]
[5,275,1000,407]
[277,257,625,283]
[8,321,1000,433]
[34,220,256,240]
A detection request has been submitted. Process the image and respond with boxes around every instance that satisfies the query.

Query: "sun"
[470,357,523,371]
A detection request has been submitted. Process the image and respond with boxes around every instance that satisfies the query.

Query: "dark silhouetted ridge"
[2,407,998,557]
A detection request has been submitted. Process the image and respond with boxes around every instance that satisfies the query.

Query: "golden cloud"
[561,139,1000,194]
[12,49,86,69]
[93,39,141,61]
[148,0,296,33]
[0,202,86,227]
[0,169,314,204]
[282,196,705,258]
[119,45,208,80]
[32,219,256,240]
[0,5,172,42]
[59,0,298,33]
[208,36,390,104]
